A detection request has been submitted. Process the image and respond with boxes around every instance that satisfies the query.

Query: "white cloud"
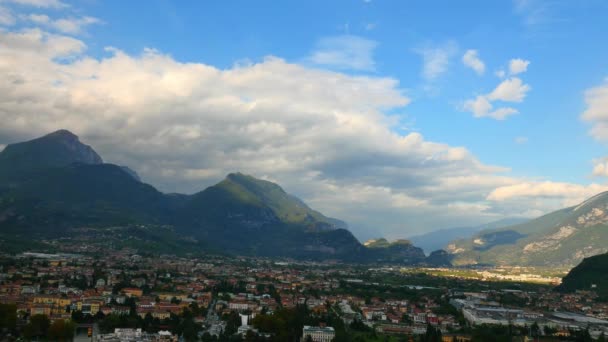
[414,42,457,81]
[25,13,48,24]
[509,58,530,75]
[0,23,601,238]
[486,107,518,120]
[463,96,492,117]
[514,136,528,144]
[581,79,608,141]
[53,16,100,34]
[462,96,518,120]
[364,22,376,31]
[462,49,485,75]
[592,158,608,177]
[487,77,531,102]
[3,0,67,8]
[24,14,101,34]
[462,76,530,120]
[487,181,608,208]
[495,69,506,78]
[307,35,377,71]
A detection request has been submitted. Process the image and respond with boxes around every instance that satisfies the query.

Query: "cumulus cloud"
[307,35,377,71]
[581,78,608,141]
[414,42,457,81]
[509,58,530,75]
[0,19,600,238]
[462,95,518,120]
[462,49,485,75]
[487,77,531,102]
[462,66,531,120]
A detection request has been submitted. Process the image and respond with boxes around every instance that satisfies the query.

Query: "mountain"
[558,252,608,297]
[363,238,427,264]
[408,218,528,254]
[180,172,346,231]
[0,130,440,264]
[447,193,608,267]
[0,130,102,185]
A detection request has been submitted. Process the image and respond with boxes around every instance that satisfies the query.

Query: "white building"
[302,326,335,342]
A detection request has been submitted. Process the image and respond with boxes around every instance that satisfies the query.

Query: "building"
[122,288,143,298]
[302,326,335,342]
[96,328,177,341]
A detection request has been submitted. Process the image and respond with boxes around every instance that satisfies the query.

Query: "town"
[0,249,607,341]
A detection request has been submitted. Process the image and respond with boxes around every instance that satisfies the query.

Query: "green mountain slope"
[0,129,438,264]
[558,252,608,297]
[0,163,171,234]
[363,238,427,264]
[180,172,345,231]
[448,193,608,267]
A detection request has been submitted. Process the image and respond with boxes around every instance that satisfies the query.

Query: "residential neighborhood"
[1,249,608,341]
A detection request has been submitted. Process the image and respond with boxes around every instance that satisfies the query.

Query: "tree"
[0,304,17,333]
[530,322,540,338]
[23,314,51,339]
[422,323,442,342]
[72,310,84,323]
[223,311,241,336]
[543,325,557,336]
[180,317,200,342]
[48,319,76,341]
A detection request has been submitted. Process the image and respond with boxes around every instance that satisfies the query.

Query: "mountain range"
[0,130,448,265]
[447,192,608,268]
[408,218,528,254]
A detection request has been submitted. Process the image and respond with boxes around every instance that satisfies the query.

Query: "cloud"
[461,76,530,120]
[462,69,531,120]
[24,14,101,34]
[509,58,530,75]
[487,77,531,102]
[0,21,600,238]
[414,42,457,81]
[307,35,377,71]
[581,78,608,141]
[514,136,528,144]
[487,181,608,208]
[462,49,485,75]
[0,6,14,25]
[462,96,518,120]
[592,158,608,177]
[3,0,67,8]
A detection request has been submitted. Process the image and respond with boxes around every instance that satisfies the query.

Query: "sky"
[1,0,608,241]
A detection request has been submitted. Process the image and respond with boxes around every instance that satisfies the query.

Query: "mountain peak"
[44,129,79,140]
[0,130,103,180]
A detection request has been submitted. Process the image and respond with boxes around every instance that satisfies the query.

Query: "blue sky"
[78,0,607,182]
[2,0,608,240]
